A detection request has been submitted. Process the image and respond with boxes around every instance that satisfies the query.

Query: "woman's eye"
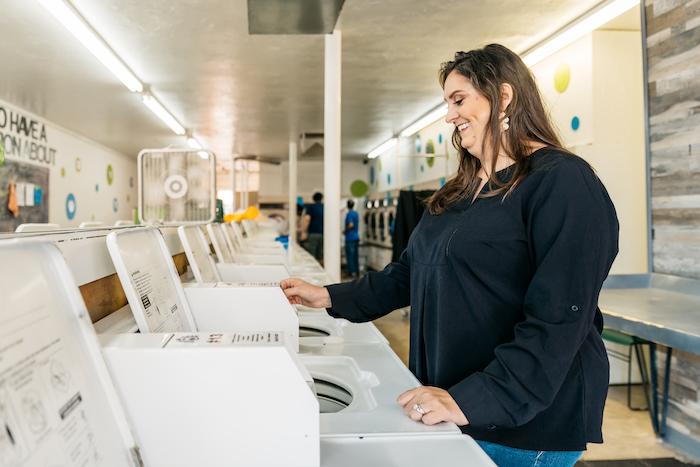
[454,99,463,106]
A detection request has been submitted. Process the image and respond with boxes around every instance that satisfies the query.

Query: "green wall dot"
[350,180,369,197]
[75,158,82,172]
[61,167,66,177]
[0,140,5,167]
[426,156,435,168]
[107,164,114,185]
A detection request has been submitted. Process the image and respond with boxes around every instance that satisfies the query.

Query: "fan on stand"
[138,148,217,224]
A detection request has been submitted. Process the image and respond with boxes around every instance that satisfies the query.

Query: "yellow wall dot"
[554,63,571,93]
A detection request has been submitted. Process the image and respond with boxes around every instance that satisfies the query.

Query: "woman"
[282,44,618,467]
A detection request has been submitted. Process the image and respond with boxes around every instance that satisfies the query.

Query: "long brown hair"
[427,44,567,215]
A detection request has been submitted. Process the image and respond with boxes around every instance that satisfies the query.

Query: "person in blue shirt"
[303,192,324,261]
[344,199,360,278]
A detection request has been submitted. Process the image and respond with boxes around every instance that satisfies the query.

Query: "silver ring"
[412,403,426,415]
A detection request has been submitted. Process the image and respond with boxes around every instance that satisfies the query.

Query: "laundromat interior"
[1,0,699,466]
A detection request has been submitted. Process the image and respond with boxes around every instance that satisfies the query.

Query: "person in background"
[303,191,324,261]
[296,203,310,245]
[344,199,360,278]
[281,44,619,467]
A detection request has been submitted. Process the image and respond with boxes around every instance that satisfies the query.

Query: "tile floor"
[371,310,696,465]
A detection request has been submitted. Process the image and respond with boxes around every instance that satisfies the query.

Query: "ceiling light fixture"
[142,94,186,135]
[399,103,448,137]
[187,137,202,149]
[522,0,638,66]
[38,0,143,93]
[367,138,397,160]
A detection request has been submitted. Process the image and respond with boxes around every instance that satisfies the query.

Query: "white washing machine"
[1,240,493,467]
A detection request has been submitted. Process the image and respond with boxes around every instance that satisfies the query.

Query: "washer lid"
[177,225,221,283]
[107,227,197,333]
[0,240,139,466]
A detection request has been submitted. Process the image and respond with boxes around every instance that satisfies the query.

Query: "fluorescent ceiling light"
[187,137,202,149]
[38,0,143,93]
[142,94,186,135]
[399,103,448,137]
[367,138,397,159]
[522,0,638,67]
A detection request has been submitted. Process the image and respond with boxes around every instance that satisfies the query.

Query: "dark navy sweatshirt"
[326,148,619,451]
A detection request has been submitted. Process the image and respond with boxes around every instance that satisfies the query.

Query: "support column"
[288,141,298,260]
[231,158,237,212]
[324,29,342,282]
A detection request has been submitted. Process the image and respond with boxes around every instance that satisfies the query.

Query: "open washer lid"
[106,227,197,333]
[0,240,140,467]
[205,223,234,263]
[177,225,222,283]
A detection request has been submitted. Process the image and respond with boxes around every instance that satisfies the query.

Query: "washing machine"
[2,240,493,467]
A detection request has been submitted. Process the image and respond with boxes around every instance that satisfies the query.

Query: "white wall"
[531,30,647,274]
[0,99,136,230]
[258,159,367,202]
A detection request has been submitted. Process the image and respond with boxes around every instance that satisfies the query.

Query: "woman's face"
[443,71,492,158]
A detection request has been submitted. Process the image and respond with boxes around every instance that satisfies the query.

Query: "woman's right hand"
[280,278,332,308]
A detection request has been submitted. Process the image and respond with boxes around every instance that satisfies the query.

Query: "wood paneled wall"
[647,0,700,278]
[645,0,700,452]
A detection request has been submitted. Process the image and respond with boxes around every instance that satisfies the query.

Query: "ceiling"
[1,0,623,161]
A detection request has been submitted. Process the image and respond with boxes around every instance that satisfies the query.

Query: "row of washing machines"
[0,219,493,467]
[362,198,396,271]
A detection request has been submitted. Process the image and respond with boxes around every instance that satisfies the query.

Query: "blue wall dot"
[420,165,424,172]
[95,184,99,192]
[438,133,443,144]
[387,174,392,185]
[113,198,119,213]
[65,193,77,220]
[571,116,580,131]
[439,177,446,187]
[369,166,375,185]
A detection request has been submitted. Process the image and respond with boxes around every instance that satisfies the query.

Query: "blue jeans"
[476,440,582,467]
[345,239,359,275]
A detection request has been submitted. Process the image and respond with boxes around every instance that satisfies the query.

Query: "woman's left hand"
[397,386,469,426]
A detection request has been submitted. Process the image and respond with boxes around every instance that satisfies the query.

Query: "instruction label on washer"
[129,266,184,332]
[217,281,279,288]
[165,332,283,348]
[0,302,108,465]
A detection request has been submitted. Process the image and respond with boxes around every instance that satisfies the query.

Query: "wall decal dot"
[75,158,81,172]
[439,177,446,187]
[426,156,435,168]
[571,116,581,131]
[113,198,119,213]
[0,140,5,167]
[106,164,114,185]
[369,166,375,185]
[553,63,571,93]
[377,159,383,172]
[387,174,392,185]
[426,139,435,154]
[420,165,424,172]
[350,180,369,197]
[95,184,99,192]
[438,133,443,144]
[129,176,134,188]
[415,135,422,153]
[60,167,66,177]
[65,193,77,220]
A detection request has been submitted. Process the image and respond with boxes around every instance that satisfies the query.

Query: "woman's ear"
[500,83,514,113]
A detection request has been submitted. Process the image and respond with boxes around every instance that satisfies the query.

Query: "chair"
[602,328,651,411]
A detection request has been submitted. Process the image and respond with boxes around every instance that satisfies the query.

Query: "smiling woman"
[428,44,566,214]
[282,43,620,467]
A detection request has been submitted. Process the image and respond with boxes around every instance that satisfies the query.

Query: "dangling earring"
[499,111,510,131]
